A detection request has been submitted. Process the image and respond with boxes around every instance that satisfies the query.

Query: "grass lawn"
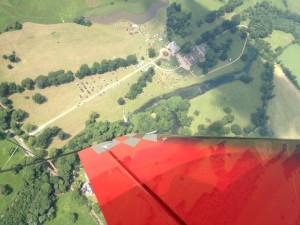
[188,59,264,134]
[268,65,300,139]
[44,191,98,225]
[0,22,150,83]
[286,0,300,13]
[264,30,294,50]
[0,139,25,215]
[278,43,300,82]
[84,0,161,16]
[0,0,87,31]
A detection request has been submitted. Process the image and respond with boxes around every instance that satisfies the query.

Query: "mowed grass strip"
[264,30,294,50]
[0,22,148,83]
[278,43,300,82]
[188,59,264,134]
[268,65,300,139]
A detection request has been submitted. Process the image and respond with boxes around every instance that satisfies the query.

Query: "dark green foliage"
[223,114,235,124]
[0,97,13,107]
[281,64,300,90]
[34,127,60,149]
[0,108,10,130]
[0,82,24,97]
[21,78,35,90]
[243,124,256,134]
[251,106,269,127]
[73,16,92,26]
[32,93,47,104]
[66,213,78,222]
[76,55,137,79]
[148,48,156,58]
[0,184,12,196]
[223,107,232,114]
[35,70,74,88]
[118,97,126,105]
[181,41,193,54]
[166,2,192,39]
[126,67,155,100]
[131,96,192,133]
[2,54,8,60]
[11,109,26,122]
[193,110,200,116]
[178,127,192,136]
[0,168,56,225]
[7,64,13,69]
[205,11,217,23]
[3,21,23,32]
[231,124,242,135]
[239,75,254,84]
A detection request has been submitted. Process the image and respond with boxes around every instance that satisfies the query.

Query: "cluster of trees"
[131,96,193,133]
[196,14,241,45]
[34,70,75,89]
[29,127,62,149]
[73,16,92,26]
[126,67,155,100]
[148,48,156,58]
[197,38,233,74]
[76,54,138,79]
[181,41,193,54]
[2,21,23,33]
[0,106,27,136]
[32,93,47,104]
[166,2,192,39]
[280,64,300,90]
[250,63,275,136]
[246,1,300,39]
[2,51,21,67]
[17,54,137,91]
[196,107,241,136]
[199,0,243,25]
[0,161,58,225]
[0,82,23,98]
[0,184,12,196]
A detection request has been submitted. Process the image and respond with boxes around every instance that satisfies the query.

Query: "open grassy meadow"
[188,59,264,134]
[278,43,300,82]
[264,30,294,50]
[268,65,300,139]
[0,21,150,83]
[0,0,87,31]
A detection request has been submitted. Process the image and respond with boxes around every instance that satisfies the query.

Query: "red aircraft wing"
[78,135,300,225]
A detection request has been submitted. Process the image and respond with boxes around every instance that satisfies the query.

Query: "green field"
[268,65,300,139]
[0,0,166,31]
[264,30,294,50]
[0,0,87,30]
[188,59,264,134]
[278,44,300,82]
[0,139,25,215]
[44,191,98,225]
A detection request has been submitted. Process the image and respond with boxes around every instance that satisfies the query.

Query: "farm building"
[167,41,181,54]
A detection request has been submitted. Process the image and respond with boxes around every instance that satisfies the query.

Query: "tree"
[0,184,12,196]
[21,78,35,90]
[148,48,156,58]
[89,111,99,120]
[32,93,47,104]
[118,97,126,105]
[66,213,78,222]
[181,41,193,54]
[11,109,26,122]
[231,124,242,135]
[178,127,192,136]
[223,107,232,114]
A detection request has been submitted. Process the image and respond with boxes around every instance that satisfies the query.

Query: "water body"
[86,0,169,24]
